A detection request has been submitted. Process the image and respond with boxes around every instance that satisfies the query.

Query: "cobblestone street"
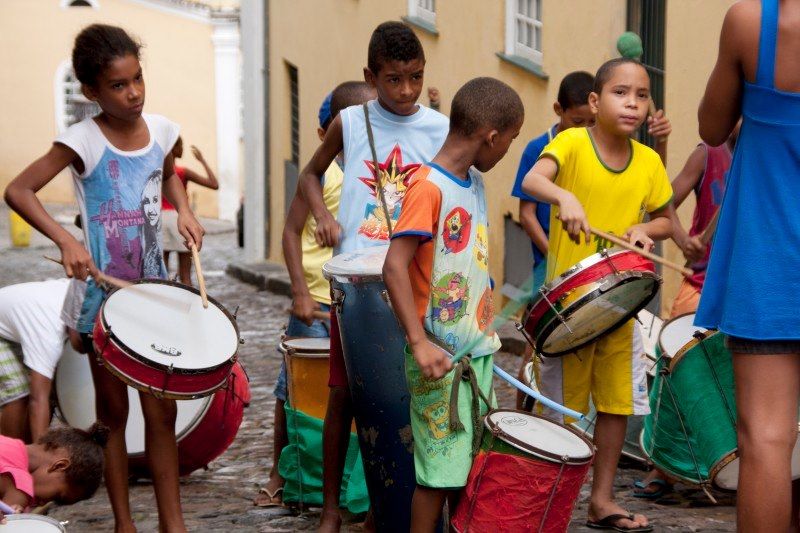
[0,205,736,531]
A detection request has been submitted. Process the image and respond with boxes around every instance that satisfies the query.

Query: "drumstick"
[683,209,721,268]
[590,228,694,278]
[285,309,330,321]
[43,256,131,289]
[190,244,208,309]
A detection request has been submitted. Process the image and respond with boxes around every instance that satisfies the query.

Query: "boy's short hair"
[450,77,524,137]
[593,58,647,94]
[557,71,595,110]
[330,81,375,119]
[367,22,424,74]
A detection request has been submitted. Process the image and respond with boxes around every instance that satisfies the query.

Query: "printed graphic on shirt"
[476,287,494,332]
[441,207,472,254]
[431,272,469,325]
[474,224,488,270]
[88,157,165,280]
[358,144,421,241]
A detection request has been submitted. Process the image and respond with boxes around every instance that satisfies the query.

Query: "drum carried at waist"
[92,280,241,400]
[451,409,594,532]
[55,342,250,476]
[323,245,415,533]
[521,249,660,357]
[279,337,330,420]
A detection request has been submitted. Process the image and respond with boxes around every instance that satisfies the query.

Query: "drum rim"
[532,248,648,299]
[102,357,230,399]
[279,337,330,355]
[321,246,389,281]
[532,273,660,356]
[708,451,740,491]
[98,279,240,375]
[484,409,595,465]
[668,330,720,371]
[656,312,701,359]
[5,513,66,530]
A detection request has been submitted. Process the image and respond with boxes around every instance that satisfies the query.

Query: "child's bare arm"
[163,153,205,250]
[383,237,452,379]
[670,146,707,262]
[625,205,674,251]
[281,192,319,325]
[297,116,344,247]
[521,157,590,244]
[519,200,548,256]
[0,474,30,510]
[185,145,219,190]
[699,3,749,145]
[4,145,96,279]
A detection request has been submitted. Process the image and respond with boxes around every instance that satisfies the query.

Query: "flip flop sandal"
[632,478,672,499]
[586,513,654,532]
[253,486,284,508]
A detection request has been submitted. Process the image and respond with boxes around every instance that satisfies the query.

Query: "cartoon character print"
[474,224,488,270]
[431,272,469,324]
[357,144,421,241]
[476,287,494,332]
[423,401,451,440]
[441,207,472,254]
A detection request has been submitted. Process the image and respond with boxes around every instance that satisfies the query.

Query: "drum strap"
[362,103,394,238]
[449,357,494,456]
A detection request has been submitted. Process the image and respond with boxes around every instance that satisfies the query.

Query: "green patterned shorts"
[404,347,495,489]
[0,339,29,406]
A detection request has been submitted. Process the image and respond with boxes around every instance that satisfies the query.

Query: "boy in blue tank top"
[384,77,524,533]
[296,21,448,531]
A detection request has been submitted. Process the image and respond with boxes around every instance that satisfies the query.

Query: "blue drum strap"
[449,357,493,456]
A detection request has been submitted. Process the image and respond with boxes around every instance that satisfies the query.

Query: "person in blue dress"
[696,0,800,529]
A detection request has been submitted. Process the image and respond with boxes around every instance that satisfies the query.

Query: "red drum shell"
[451,449,590,532]
[129,362,251,476]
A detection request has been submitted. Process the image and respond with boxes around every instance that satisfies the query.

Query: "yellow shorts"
[535,320,650,424]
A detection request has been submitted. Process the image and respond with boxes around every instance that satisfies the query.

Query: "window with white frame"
[505,0,543,65]
[55,61,101,133]
[408,0,436,26]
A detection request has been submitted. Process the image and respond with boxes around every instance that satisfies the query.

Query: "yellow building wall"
[268,0,734,314]
[0,0,222,218]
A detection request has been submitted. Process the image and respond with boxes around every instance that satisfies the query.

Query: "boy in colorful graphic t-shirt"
[384,77,524,532]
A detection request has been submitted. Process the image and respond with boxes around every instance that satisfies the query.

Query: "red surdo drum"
[521,249,660,357]
[92,280,240,399]
[56,342,250,476]
[451,410,594,532]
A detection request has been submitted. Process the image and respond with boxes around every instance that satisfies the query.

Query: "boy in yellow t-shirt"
[521,58,673,533]
[255,81,375,508]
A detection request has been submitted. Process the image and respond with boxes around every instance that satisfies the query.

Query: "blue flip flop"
[632,478,671,499]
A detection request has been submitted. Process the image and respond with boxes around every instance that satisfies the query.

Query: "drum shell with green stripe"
[641,331,737,488]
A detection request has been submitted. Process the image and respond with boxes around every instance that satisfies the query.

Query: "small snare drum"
[521,249,660,356]
[1,515,66,532]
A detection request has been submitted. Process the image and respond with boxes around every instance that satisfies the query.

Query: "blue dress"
[696,0,800,340]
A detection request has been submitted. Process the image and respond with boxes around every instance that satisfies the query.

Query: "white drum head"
[55,343,210,455]
[102,282,238,371]
[713,424,800,490]
[281,337,330,355]
[322,245,388,279]
[2,515,65,532]
[637,309,663,361]
[487,411,593,463]
[658,314,706,358]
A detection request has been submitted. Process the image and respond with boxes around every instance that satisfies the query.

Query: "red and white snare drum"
[92,280,240,399]
[451,410,594,532]
[55,342,250,476]
[521,249,660,357]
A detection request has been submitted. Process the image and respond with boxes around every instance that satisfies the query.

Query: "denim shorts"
[273,303,331,401]
[725,335,800,354]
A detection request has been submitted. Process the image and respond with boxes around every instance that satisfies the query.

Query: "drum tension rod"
[600,248,621,276]
[539,286,573,334]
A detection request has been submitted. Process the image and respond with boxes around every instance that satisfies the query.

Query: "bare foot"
[589,500,650,531]
[361,509,375,533]
[633,469,672,497]
[318,508,342,533]
[253,475,284,507]
[114,522,137,533]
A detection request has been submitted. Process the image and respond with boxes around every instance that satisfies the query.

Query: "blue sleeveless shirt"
[696,0,800,339]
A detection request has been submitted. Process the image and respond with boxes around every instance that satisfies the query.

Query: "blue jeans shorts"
[273,303,331,401]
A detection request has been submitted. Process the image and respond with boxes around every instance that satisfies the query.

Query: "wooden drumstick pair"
[45,243,210,309]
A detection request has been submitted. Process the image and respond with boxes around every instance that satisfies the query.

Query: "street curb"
[226,261,525,356]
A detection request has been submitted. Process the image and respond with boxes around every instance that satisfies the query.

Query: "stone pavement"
[0,204,736,531]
